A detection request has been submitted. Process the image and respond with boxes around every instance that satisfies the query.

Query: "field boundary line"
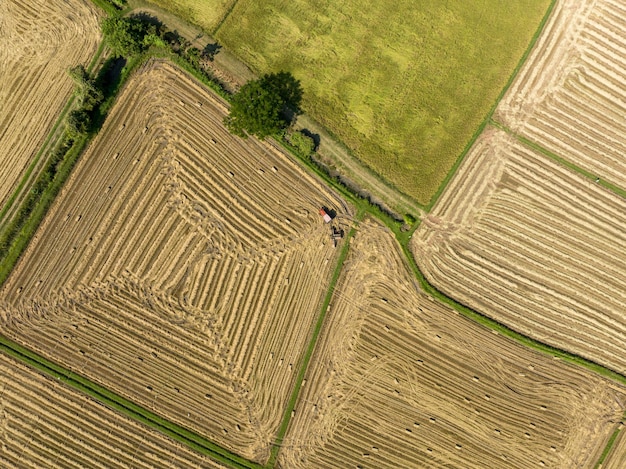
[424,0,558,212]
[0,41,106,230]
[594,414,626,469]
[212,0,242,36]
[0,336,262,469]
[266,214,362,468]
[393,232,626,386]
[491,119,626,200]
[0,99,74,229]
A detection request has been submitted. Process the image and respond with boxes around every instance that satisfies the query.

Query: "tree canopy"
[101,16,155,57]
[224,72,302,139]
[68,65,103,111]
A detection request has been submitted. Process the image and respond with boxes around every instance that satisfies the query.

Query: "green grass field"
[144,0,550,205]
[142,0,235,32]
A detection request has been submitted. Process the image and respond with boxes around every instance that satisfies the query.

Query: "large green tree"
[68,65,102,111]
[101,16,154,57]
[225,72,302,139]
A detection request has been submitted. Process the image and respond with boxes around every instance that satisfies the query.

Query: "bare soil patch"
[280,218,625,468]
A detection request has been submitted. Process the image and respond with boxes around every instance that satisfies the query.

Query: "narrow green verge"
[266,214,361,468]
[394,235,626,386]
[0,41,105,229]
[492,119,626,200]
[0,336,260,469]
[595,418,625,469]
[425,0,557,212]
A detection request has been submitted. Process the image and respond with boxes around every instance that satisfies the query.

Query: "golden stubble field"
[280,219,625,468]
[0,0,101,208]
[412,128,626,373]
[496,0,626,186]
[0,60,352,463]
[602,424,626,469]
[0,353,225,468]
[412,0,626,375]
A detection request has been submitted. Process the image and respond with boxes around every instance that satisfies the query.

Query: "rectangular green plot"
[143,0,237,32]
[215,0,550,205]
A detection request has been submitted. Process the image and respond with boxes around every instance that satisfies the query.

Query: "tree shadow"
[299,128,320,150]
[203,42,222,61]
[92,56,126,127]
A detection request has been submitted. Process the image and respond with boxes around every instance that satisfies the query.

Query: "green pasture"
[142,0,235,32]
[214,0,550,204]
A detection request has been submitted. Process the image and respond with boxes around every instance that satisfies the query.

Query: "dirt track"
[0,353,225,468]
[412,127,626,373]
[280,219,625,468]
[0,60,351,462]
[0,0,101,208]
[496,0,626,187]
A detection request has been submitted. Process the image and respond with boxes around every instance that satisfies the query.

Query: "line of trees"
[65,65,104,137]
[101,16,164,57]
[100,13,309,147]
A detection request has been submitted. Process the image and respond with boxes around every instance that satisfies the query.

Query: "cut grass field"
[211,0,551,205]
[0,349,230,468]
[0,0,101,211]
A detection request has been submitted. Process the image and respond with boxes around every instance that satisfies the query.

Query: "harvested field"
[0,352,225,468]
[213,0,551,205]
[0,0,101,208]
[279,219,625,468]
[412,127,626,373]
[0,60,351,462]
[601,425,626,469]
[496,0,626,188]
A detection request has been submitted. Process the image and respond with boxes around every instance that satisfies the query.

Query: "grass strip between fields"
[425,0,557,212]
[492,119,626,200]
[3,3,626,467]
[0,41,106,230]
[594,416,625,469]
[393,231,626,387]
[266,213,362,468]
[0,336,261,468]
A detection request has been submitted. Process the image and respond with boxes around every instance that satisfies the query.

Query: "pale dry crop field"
[280,219,625,468]
[0,60,352,463]
[496,0,626,187]
[0,0,101,208]
[0,353,225,468]
[412,128,626,373]
[601,425,626,469]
